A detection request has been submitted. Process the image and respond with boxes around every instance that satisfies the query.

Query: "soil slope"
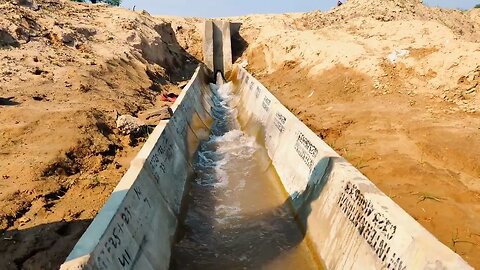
[235,0,480,267]
[1,0,479,268]
[0,0,201,269]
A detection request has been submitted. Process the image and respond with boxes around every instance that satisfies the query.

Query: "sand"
[234,0,480,267]
[0,0,201,268]
[0,0,479,268]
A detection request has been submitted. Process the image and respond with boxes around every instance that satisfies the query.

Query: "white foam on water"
[172,80,318,269]
[193,82,261,225]
[214,204,243,225]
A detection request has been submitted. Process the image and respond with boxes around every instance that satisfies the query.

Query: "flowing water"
[170,81,319,269]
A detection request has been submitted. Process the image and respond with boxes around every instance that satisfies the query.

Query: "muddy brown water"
[170,82,321,269]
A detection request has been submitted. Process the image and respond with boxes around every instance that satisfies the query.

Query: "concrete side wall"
[61,65,213,270]
[217,21,232,75]
[203,20,232,75]
[202,21,214,72]
[212,22,224,74]
[62,62,472,269]
[231,66,472,270]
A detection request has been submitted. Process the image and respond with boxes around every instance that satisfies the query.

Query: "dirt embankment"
[1,0,480,268]
[0,0,202,268]
[236,0,480,267]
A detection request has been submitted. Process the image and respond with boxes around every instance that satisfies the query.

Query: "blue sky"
[120,0,479,17]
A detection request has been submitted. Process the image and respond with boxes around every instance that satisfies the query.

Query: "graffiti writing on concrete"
[94,183,152,269]
[294,132,318,170]
[250,82,256,93]
[273,112,286,133]
[149,135,174,183]
[255,86,261,98]
[337,182,406,270]
[172,111,188,139]
[262,96,271,111]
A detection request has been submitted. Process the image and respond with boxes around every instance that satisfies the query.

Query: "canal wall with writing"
[232,66,471,270]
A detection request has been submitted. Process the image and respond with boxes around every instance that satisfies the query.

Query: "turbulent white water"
[194,82,258,224]
[171,82,318,270]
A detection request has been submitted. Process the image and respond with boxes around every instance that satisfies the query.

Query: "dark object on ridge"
[0,96,18,105]
[70,0,121,6]
[337,1,343,6]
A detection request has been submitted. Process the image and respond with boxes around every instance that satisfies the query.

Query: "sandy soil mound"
[1,0,479,268]
[302,0,480,42]
[235,1,480,267]
[0,0,202,268]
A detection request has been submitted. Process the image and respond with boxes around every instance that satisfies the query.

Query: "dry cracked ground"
[0,0,479,269]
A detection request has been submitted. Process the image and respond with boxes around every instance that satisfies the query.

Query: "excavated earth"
[0,0,202,268]
[0,0,479,268]
[235,0,480,267]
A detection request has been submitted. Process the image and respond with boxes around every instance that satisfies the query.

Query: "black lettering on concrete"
[262,96,271,111]
[249,81,255,93]
[273,112,286,133]
[294,142,313,169]
[159,163,166,174]
[336,182,406,269]
[133,186,142,200]
[96,206,134,269]
[149,138,176,184]
[294,132,319,171]
[96,251,109,269]
[118,248,132,267]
